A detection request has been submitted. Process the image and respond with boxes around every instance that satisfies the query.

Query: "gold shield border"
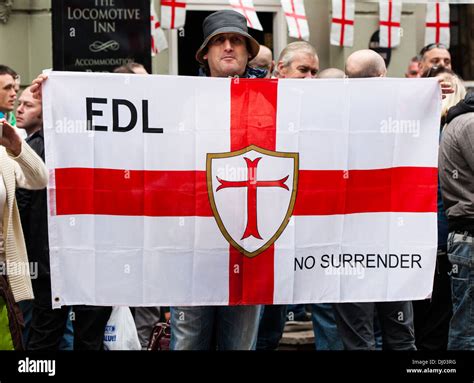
[206,145,299,258]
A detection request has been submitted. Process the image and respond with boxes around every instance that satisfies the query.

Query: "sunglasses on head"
[420,43,448,57]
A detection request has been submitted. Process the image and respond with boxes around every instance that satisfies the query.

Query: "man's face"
[0,74,17,113]
[405,61,420,78]
[278,52,319,79]
[203,33,250,78]
[420,48,451,73]
[16,88,42,132]
[249,47,274,78]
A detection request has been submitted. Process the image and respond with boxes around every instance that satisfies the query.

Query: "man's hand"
[30,74,49,101]
[439,77,454,100]
[0,118,22,156]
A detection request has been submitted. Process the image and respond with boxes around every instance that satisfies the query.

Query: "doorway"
[177,10,275,76]
[450,3,474,81]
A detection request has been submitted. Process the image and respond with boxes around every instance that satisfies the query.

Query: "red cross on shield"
[207,145,299,258]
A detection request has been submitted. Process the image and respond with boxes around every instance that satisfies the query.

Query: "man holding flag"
[170,9,266,351]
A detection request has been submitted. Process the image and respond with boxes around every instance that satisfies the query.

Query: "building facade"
[0,0,472,85]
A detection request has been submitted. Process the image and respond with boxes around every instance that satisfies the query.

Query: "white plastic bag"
[103,306,141,350]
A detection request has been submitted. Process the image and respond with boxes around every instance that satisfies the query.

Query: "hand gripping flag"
[331,0,355,47]
[161,0,186,30]
[379,0,402,48]
[425,2,450,48]
[151,0,168,55]
[229,0,263,31]
[43,73,441,307]
[280,0,309,41]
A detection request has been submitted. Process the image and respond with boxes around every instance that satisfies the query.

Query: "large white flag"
[44,73,440,307]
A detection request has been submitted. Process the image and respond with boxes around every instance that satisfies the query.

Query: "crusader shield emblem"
[207,145,299,258]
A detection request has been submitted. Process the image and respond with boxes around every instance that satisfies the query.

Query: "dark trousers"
[412,254,452,350]
[256,305,287,350]
[27,303,112,350]
[333,301,416,350]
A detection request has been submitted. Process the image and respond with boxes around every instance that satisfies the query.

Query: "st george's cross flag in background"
[379,0,402,49]
[280,0,309,41]
[331,0,355,47]
[43,72,440,308]
[161,0,187,30]
[425,2,450,48]
[229,0,263,31]
[150,0,168,55]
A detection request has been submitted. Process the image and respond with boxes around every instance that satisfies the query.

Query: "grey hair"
[276,42,318,72]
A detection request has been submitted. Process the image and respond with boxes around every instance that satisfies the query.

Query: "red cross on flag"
[280,0,309,41]
[331,0,355,47]
[379,0,402,48]
[151,0,168,55]
[425,2,450,48]
[44,73,441,307]
[229,0,263,31]
[161,0,187,30]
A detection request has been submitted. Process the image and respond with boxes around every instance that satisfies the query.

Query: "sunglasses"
[419,43,448,57]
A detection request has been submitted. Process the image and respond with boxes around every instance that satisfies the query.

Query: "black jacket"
[446,91,474,124]
[16,130,51,301]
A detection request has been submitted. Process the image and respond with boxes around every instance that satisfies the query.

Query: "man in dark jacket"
[15,87,112,350]
[439,92,474,350]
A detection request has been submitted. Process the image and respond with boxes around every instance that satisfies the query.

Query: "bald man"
[332,50,416,351]
[318,68,345,79]
[345,49,387,78]
[248,45,274,79]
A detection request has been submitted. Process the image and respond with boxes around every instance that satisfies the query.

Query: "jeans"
[447,232,474,350]
[311,304,343,350]
[170,305,261,350]
[256,305,287,350]
[257,304,345,350]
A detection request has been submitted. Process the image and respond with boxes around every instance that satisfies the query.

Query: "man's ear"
[203,53,208,61]
[418,61,423,74]
[277,61,285,77]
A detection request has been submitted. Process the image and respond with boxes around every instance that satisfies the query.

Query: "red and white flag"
[425,2,450,48]
[161,0,186,30]
[280,0,309,41]
[379,0,402,48]
[331,0,355,47]
[229,0,263,31]
[44,73,440,307]
[151,0,168,55]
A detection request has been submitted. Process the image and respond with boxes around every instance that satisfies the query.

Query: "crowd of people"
[0,9,472,351]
